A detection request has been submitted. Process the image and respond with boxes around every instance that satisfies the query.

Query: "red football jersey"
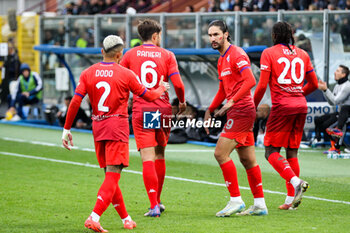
[260,44,314,114]
[75,62,146,118]
[120,44,179,111]
[217,45,255,115]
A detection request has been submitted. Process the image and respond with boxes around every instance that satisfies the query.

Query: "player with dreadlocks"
[254,21,318,210]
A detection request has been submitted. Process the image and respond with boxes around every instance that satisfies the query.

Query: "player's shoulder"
[264,45,278,54]
[116,63,134,74]
[117,64,138,81]
[156,46,175,57]
[82,63,99,75]
[295,46,310,58]
[230,45,246,55]
[229,45,249,61]
[124,46,139,54]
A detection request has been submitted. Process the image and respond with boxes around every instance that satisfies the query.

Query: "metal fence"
[40,10,350,85]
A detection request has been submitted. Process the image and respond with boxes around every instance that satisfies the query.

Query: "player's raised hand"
[204,109,212,135]
[318,79,327,91]
[62,129,74,150]
[159,75,170,91]
[215,99,234,117]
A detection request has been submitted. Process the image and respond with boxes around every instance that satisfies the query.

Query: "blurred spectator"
[76,31,89,48]
[0,40,21,105]
[44,31,55,45]
[286,0,300,10]
[295,34,312,52]
[130,38,142,48]
[250,0,270,11]
[116,0,128,13]
[61,0,343,15]
[340,17,350,46]
[185,5,195,12]
[208,0,222,12]
[104,0,118,14]
[89,0,101,14]
[275,0,288,10]
[54,26,66,46]
[8,63,42,120]
[220,0,230,11]
[57,96,91,129]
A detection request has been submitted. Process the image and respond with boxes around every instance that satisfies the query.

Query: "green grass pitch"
[1,124,350,232]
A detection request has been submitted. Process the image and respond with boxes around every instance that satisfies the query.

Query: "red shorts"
[94,140,129,168]
[264,113,306,148]
[220,111,255,148]
[132,113,171,150]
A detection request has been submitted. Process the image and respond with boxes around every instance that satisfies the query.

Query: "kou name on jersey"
[137,50,162,58]
[283,48,296,55]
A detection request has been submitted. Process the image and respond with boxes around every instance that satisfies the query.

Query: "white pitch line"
[1,151,349,206]
[0,137,214,153]
[0,137,323,153]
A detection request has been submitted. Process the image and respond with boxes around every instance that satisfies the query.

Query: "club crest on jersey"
[221,68,232,77]
[227,55,230,62]
[143,110,161,129]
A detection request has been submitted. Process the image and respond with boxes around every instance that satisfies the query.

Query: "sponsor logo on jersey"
[143,110,161,129]
[236,60,248,68]
[221,68,232,77]
[137,50,162,58]
[260,64,269,70]
[279,85,303,93]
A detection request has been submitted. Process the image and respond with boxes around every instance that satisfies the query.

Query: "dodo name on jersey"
[95,70,114,77]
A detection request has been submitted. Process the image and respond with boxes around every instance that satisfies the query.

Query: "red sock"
[143,161,158,208]
[246,165,264,198]
[112,185,128,219]
[220,160,240,197]
[286,157,300,196]
[155,159,166,203]
[268,152,296,182]
[93,172,120,216]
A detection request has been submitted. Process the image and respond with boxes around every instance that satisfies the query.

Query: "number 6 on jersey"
[140,61,158,88]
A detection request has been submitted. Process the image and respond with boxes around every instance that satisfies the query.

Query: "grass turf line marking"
[0,137,322,153]
[1,151,349,206]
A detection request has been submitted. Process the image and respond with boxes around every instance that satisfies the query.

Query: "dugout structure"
[34,45,267,108]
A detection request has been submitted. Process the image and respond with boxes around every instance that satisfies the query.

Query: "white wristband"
[62,129,71,141]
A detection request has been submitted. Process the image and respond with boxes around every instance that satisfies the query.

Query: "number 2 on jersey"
[140,61,158,88]
[96,81,110,112]
[277,57,305,84]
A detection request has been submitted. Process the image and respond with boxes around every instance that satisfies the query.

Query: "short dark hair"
[208,20,231,42]
[65,96,73,101]
[272,21,295,53]
[340,65,350,79]
[137,19,162,42]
